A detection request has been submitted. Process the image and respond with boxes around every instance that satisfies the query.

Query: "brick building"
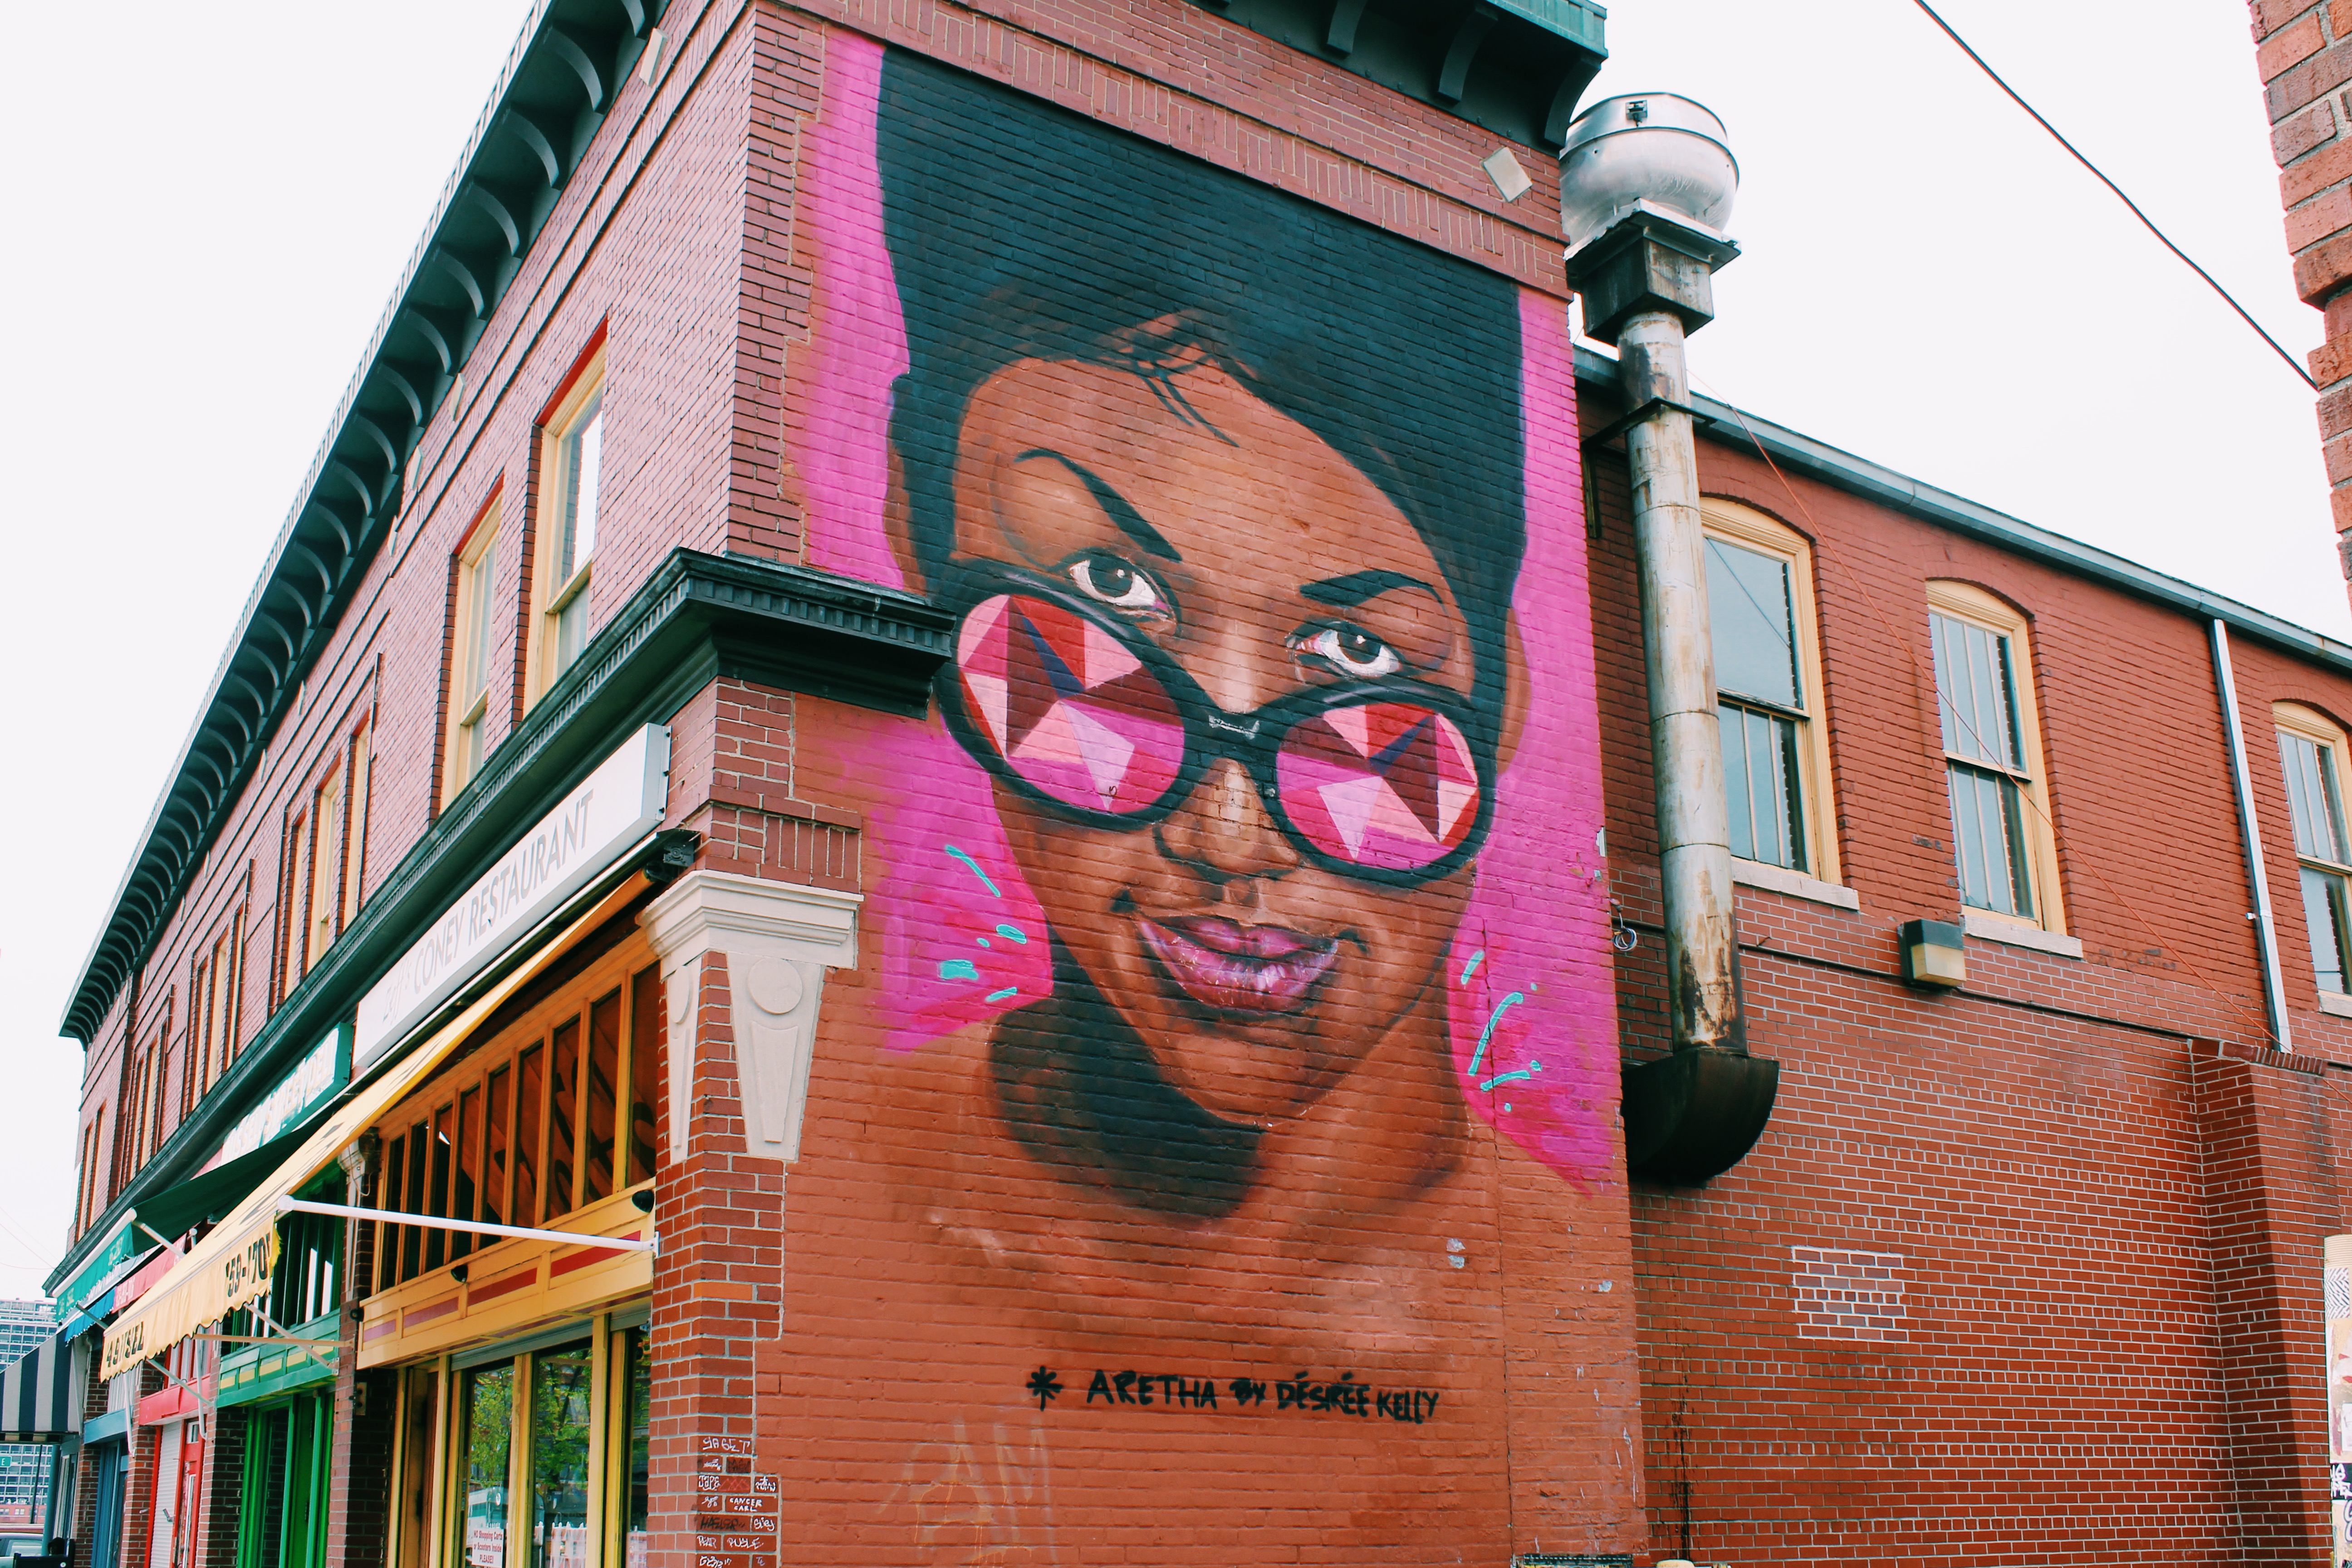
[27,0,2352,1563]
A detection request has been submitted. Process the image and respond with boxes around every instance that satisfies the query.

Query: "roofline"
[58,0,666,1044]
[1572,344,2352,676]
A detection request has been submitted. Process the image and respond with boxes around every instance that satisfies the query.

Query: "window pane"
[483,1068,510,1230]
[1719,703,1804,871]
[377,1135,406,1294]
[1949,763,2033,918]
[584,991,621,1205]
[628,965,660,1186]
[343,729,371,931]
[547,1023,580,1221]
[2280,730,2350,863]
[1931,613,2020,770]
[310,776,343,970]
[426,1104,453,1271]
[1705,538,1799,707]
[514,1046,543,1231]
[2304,865,2349,993]
[401,1121,429,1283]
[529,1346,594,1568]
[553,592,590,681]
[452,1087,480,1261]
[560,395,603,580]
[624,1328,652,1568]
[461,1364,513,1568]
[461,547,497,703]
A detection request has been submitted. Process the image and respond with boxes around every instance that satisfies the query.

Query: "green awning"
[136,1126,314,1241]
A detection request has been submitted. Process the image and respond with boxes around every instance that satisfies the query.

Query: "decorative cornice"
[49,547,946,1293]
[60,0,671,1046]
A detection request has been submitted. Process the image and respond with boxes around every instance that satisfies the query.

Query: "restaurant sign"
[354,725,671,1068]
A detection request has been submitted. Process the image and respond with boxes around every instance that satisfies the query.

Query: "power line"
[1907,0,2319,392]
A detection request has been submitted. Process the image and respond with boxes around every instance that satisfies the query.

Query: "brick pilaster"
[2194,1043,2345,1558]
[2253,0,2352,605]
[647,949,783,1568]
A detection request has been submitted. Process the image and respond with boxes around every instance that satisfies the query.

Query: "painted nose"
[1156,758,1302,881]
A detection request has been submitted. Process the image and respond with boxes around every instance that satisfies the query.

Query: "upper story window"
[446,496,503,800]
[1927,581,2064,931]
[530,340,606,704]
[2276,703,2352,994]
[189,906,245,1107]
[281,718,374,1000]
[1704,502,1838,880]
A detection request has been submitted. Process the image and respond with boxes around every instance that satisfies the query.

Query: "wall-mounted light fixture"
[1899,920,1967,989]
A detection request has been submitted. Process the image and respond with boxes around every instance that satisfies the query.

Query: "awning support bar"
[275,1197,657,1253]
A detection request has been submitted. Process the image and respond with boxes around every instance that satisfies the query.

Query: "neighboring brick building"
[27,0,2352,1563]
[2254,0,2352,600]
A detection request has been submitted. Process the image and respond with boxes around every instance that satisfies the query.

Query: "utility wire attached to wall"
[1907,0,2320,392]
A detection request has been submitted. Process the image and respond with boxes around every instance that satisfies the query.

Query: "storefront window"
[392,1327,649,1568]
[462,1364,514,1568]
[622,1326,651,1568]
[529,1345,593,1568]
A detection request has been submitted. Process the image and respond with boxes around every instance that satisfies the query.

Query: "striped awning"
[0,1330,83,1443]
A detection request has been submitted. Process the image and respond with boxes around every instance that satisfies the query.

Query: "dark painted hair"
[877,49,1529,722]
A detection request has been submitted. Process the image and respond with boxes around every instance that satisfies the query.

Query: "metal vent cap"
[1558,92,1738,248]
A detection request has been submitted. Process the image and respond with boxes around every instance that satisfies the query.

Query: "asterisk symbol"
[1025,1366,1063,1409]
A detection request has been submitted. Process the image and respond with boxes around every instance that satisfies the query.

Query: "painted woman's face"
[948,354,1481,1128]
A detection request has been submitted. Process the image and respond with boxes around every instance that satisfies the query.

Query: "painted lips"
[1138,916,1339,1016]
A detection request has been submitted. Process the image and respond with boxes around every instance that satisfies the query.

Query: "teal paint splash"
[994,924,1029,944]
[1458,950,1486,985]
[985,987,1020,1003]
[938,960,981,983]
[944,844,1001,898]
[1479,1059,1543,1093]
[1467,991,1526,1077]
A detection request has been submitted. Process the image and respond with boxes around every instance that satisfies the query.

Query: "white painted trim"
[641,871,862,1163]
[2318,990,2352,1019]
[1961,908,2083,960]
[1731,859,1860,911]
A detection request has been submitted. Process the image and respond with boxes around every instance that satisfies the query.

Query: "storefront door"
[234,1395,329,1568]
[86,1442,124,1568]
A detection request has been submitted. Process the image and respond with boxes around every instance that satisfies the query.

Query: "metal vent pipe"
[1562,93,1777,1181]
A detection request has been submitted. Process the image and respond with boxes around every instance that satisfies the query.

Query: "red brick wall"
[1584,373,2352,1558]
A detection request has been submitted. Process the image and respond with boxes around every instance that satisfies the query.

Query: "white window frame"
[1926,580,2067,936]
[1703,500,1841,888]
[527,343,608,708]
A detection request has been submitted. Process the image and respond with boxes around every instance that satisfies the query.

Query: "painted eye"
[1295,624,1403,679]
[1068,554,1163,612]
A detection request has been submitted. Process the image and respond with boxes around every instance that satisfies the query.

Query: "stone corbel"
[641,869,861,1163]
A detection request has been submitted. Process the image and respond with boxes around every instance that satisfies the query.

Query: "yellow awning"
[101,882,639,1380]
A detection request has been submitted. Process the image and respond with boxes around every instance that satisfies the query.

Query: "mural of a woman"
[792,45,1617,1339]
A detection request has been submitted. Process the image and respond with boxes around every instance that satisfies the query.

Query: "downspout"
[1561,96,1779,1182]
[2210,619,2292,1052]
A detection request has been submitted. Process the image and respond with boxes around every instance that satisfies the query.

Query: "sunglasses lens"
[956,594,1186,816]
[1276,701,1481,874]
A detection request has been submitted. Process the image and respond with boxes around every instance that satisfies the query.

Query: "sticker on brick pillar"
[693,1437,778,1568]
[1791,1247,1908,1342]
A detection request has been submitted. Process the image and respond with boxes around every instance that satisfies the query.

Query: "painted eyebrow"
[1012,448,1181,563]
[1298,569,1437,608]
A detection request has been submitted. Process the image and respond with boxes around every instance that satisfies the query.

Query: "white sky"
[0,0,2324,1301]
